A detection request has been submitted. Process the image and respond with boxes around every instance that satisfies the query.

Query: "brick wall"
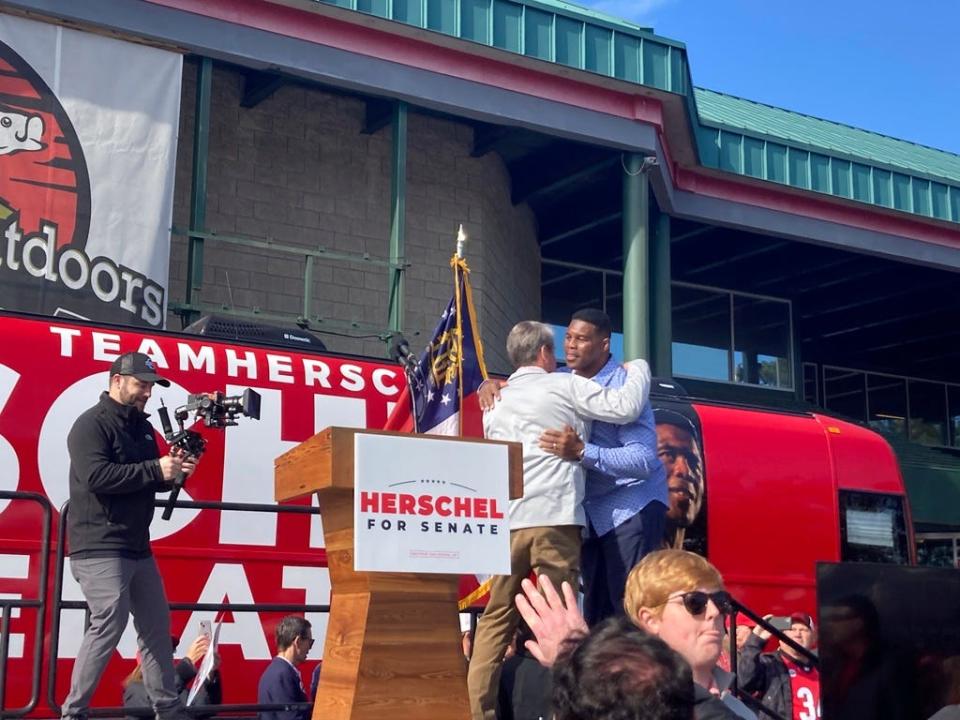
[170,60,538,374]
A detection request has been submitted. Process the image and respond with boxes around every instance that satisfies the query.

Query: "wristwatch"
[577,445,586,462]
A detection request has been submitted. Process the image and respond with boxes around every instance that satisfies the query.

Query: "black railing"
[2,493,822,720]
[47,499,328,720]
[0,492,52,719]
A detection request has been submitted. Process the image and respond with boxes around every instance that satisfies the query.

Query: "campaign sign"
[354,434,511,574]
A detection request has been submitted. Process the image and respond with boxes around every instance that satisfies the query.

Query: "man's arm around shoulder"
[566,359,650,424]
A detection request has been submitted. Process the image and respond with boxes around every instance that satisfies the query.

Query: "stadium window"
[867,374,908,438]
[822,367,867,422]
[803,363,820,406]
[732,294,792,389]
[949,386,960,448]
[908,380,948,446]
[671,283,793,390]
[916,534,959,568]
[671,284,731,383]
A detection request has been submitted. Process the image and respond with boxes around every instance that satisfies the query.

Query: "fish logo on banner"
[0,41,91,280]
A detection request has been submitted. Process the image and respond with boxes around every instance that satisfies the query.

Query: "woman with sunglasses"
[515,549,756,719]
[623,550,754,719]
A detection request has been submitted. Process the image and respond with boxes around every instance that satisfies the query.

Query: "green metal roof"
[696,89,960,185]
[695,88,960,224]
[317,0,688,93]
[317,0,960,225]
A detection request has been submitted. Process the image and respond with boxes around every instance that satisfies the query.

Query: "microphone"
[388,332,418,372]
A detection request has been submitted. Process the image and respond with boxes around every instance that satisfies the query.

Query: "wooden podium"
[274,427,522,720]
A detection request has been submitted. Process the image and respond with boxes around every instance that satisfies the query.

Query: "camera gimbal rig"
[157,389,261,520]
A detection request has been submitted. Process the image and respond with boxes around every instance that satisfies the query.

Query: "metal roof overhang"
[2,0,661,152]
[7,0,960,271]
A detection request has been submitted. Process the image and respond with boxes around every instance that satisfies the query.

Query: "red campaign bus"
[0,311,914,716]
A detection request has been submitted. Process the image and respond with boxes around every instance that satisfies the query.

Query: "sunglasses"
[300,637,315,649]
[659,590,733,617]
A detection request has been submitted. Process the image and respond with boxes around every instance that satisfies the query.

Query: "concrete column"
[622,154,650,361]
[650,210,672,377]
[185,57,213,319]
[387,102,407,334]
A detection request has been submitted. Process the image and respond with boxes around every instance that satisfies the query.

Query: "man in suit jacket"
[258,616,314,720]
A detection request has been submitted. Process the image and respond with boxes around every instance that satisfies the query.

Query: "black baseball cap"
[109,352,170,387]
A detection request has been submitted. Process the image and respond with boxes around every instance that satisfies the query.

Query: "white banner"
[0,13,181,328]
[354,434,511,574]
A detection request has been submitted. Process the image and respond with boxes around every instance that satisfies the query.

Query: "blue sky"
[574,0,960,155]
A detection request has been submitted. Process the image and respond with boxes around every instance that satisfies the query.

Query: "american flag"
[384,252,486,435]
[383,244,493,608]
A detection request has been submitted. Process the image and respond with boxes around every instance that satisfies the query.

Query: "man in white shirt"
[467,320,652,720]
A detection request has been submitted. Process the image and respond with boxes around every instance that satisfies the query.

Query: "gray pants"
[61,556,183,720]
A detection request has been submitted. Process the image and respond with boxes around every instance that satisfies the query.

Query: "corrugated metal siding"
[312,0,960,225]
[696,89,960,184]
[312,0,687,93]
[696,89,960,223]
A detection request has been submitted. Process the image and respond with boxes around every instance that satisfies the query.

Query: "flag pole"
[454,225,467,436]
[456,223,466,259]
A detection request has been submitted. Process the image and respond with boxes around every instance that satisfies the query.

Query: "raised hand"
[514,574,587,667]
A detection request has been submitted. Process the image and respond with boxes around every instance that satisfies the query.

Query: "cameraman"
[61,352,199,720]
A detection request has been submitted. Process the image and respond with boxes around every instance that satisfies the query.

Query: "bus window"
[839,490,910,564]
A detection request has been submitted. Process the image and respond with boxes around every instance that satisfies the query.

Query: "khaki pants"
[466,525,581,720]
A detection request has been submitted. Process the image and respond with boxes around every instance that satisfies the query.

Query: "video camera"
[157,389,261,520]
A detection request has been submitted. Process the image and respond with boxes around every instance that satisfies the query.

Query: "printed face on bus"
[563,320,610,376]
[658,422,703,527]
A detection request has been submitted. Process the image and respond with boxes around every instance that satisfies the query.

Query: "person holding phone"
[123,634,222,720]
[738,613,819,720]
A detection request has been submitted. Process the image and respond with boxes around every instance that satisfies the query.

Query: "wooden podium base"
[312,489,470,719]
[275,428,523,720]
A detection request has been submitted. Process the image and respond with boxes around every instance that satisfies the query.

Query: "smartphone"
[199,620,212,640]
[769,616,792,632]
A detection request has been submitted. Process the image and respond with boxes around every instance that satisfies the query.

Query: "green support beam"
[387,102,407,335]
[185,57,212,323]
[650,210,672,377]
[621,154,650,361]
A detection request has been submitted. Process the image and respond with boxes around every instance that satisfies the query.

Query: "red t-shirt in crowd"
[782,653,820,720]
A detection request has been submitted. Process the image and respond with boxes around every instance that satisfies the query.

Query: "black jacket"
[67,392,166,558]
[123,657,221,719]
[258,657,310,720]
[496,650,552,720]
[737,635,805,719]
[694,685,747,720]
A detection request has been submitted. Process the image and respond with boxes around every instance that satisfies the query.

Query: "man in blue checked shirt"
[545,308,667,625]
[481,309,666,626]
